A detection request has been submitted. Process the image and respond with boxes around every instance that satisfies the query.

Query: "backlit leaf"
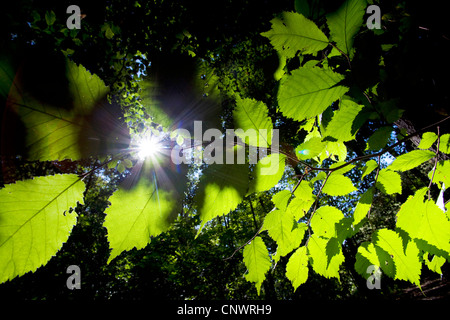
[296,137,326,160]
[261,12,329,58]
[366,127,392,151]
[295,137,326,160]
[264,210,307,260]
[307,235,344,279]
[271,190,292,212]
[424,253,446,274]
[322,173,356,196]
[396,188,428,238]
[326,0,367,57]
[233,97,273,147]
[286,246,309,290]
[439,134,450,154]
[361,159,378,180]
[373,229,422,285]
[310,206,344,238]
[264,209,295,247]
[388,150,435,172]
[429,161,450,187]
[418,132,438,149]
[278,67,348,122]
[0,174,84,283]
[324,99,364,142]
[5,59,109,161]
[355,241,394,279]
[353,187,373,225]
[376,169,402,195]
[397,188,450,256]
[243,236,272,295]
[249,153,286,193]
[195,160,248,233]
[104,177,177,263]
[286,197,314,221]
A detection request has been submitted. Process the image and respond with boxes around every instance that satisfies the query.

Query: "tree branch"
[305,171,332,247]
[298,115,450,175]
[223,224,264,261]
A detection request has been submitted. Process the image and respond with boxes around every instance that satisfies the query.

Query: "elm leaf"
[0,174,84,283]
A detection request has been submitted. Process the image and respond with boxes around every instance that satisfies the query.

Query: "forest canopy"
[1,0,450,300]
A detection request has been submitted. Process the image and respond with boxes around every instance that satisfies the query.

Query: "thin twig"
[305,171,332,247]
[367,154,382,219]
[291,170,307,195]
[224,224,264,260]
[329,42,352,69]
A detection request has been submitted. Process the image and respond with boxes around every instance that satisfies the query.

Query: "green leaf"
[310,206,344,238]
[123,159,133,168]
[264,209,295,246]
[439,134,450,154]
[325,141,347,162]
[326,0,367,57]
[361,159,378,180]
[376,169,402,195]
[233,97,273,147]
[365,127,392,151]
[66,60,110,114]
[117,162,126,174]
[295,137,326,160]
[397,189,450,256]
[424,253,446,274]
[355,241,394,279]
[271,189,292,210]
[249,153,286,193]
[286,246,309,290]
[274,52,287,81]
[293,180,315,200]
[0,174,84,283]
[294,0,311,17]
[104,177,177,263]
[322,173,356,196]
[278,67,348,122]
[261,12,329,58]
[378,100,404,123]
[285,181,315,220]
[45,10,56,26]
[328,161,355,175]
[396,188,428,238]
[102,23,115,39]
[353,187,374,225]
[373,229,422,285]
[286,196,314,221]
[307,235,344,279]
[5,59,109,161]
[323,99,364,142]
[429,161,450,187]
[264,211,306,260]
[418,132,438,149]
[243,236,272,295]
[354,242,378,279]
[388,150,435,172]
[195,161,248,233]
[311,171,327,184]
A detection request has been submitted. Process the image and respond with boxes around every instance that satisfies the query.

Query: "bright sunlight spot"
[136,134,163,160]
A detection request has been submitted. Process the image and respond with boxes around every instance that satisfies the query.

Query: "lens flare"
[137,135,162,160]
